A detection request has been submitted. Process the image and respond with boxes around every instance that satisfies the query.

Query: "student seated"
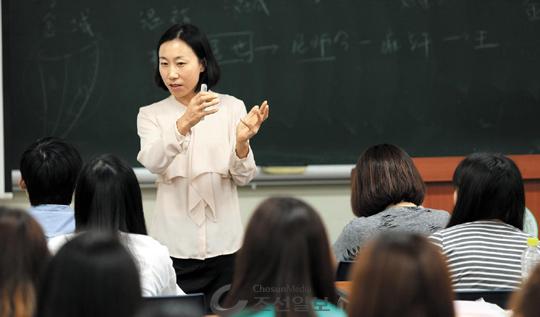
[48,154,183,296]
[333,143,449,262]
[223,197,345,317]
[430,153,530,291]
[36,231,141,317]
[0,206,50,317]
[19,137,82,239]
[348,232,455,317]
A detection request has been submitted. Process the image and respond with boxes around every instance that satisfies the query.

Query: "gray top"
[333,206,450,262]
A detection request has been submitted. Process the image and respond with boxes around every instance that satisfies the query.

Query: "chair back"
[524,207,538,237]
[336,261,354,281]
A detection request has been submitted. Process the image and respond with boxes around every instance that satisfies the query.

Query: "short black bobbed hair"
[351,144,425,217]
[154,23,220,92]
[447,153,525,229]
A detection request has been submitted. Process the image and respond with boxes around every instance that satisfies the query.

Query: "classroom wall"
[6,178,540,242]
[1,184,354,243]
[6,155,540,242]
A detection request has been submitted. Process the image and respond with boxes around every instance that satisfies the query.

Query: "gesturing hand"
[236,100,270,144]
[176,92,220,135]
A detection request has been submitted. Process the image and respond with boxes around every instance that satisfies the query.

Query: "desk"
[335,281,351,295]
[335,281,351,310]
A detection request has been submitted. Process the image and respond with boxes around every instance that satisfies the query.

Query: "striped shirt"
[429,220,531,291]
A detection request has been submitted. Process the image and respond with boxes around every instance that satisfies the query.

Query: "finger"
[189,94,213,109]
[242,110,257,125]
[262,104,270,120]
[202,107,219,116]
[246,105,261,122]
[203,105,219,113]
[200,99,220,111]
[241,120,259,136]
[198,92,219,103]
[240,118,253,129]
[255,109,265,122]
[249,105,260,114]
[255,103,268,122]
[259,100,268,111]
[197,90,218,97]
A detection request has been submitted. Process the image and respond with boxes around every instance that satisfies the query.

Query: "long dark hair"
[348,232,455,317]
[0,207,50,317]
[75,154,147,234]
[351,144,425,217]
[224,197,337,317]
[36,231,141,317]
[447,153,524,229]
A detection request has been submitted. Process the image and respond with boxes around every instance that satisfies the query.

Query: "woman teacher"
[137,23,269,301]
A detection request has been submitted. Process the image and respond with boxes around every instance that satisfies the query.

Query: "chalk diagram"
[36,41,99,137]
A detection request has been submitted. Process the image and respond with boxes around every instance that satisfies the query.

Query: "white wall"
[2,184,353,243]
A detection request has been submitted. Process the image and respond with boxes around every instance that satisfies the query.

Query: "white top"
[453,300,509,317]
[137,94,257,259]
[48,232,184,297]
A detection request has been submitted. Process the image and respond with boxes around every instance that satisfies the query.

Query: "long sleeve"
[229,149,257,186]
[146,94,253,259]
[228,101,257,186]
[137,104,190,175]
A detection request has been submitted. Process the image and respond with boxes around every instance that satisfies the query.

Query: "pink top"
[137,94,257,259]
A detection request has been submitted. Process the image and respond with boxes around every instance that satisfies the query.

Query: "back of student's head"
[19,137,82,206]
[75,154,147,234]
[351,143,425,217]
[447,153,524,229]
[225,197,337,316]
[348,232,455,317]
[510,263,540,317]
[36,231,142,317]
[0,206,50,317]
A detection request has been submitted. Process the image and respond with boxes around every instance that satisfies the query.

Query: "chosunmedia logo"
[210,284,247,315]
[252,284,311,293]
[210,284,317,314]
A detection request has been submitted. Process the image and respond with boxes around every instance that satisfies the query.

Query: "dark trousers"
[172,253,235,312]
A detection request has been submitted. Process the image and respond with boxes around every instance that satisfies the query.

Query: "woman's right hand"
[176,92,220,135]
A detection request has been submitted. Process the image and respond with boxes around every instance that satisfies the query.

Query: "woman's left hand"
[237,101,269,143]
[235,101,269,158]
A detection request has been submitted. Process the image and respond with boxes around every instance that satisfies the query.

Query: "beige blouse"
[137,94,257,259]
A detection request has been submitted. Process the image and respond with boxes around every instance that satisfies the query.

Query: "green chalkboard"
[4,0,540,174]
